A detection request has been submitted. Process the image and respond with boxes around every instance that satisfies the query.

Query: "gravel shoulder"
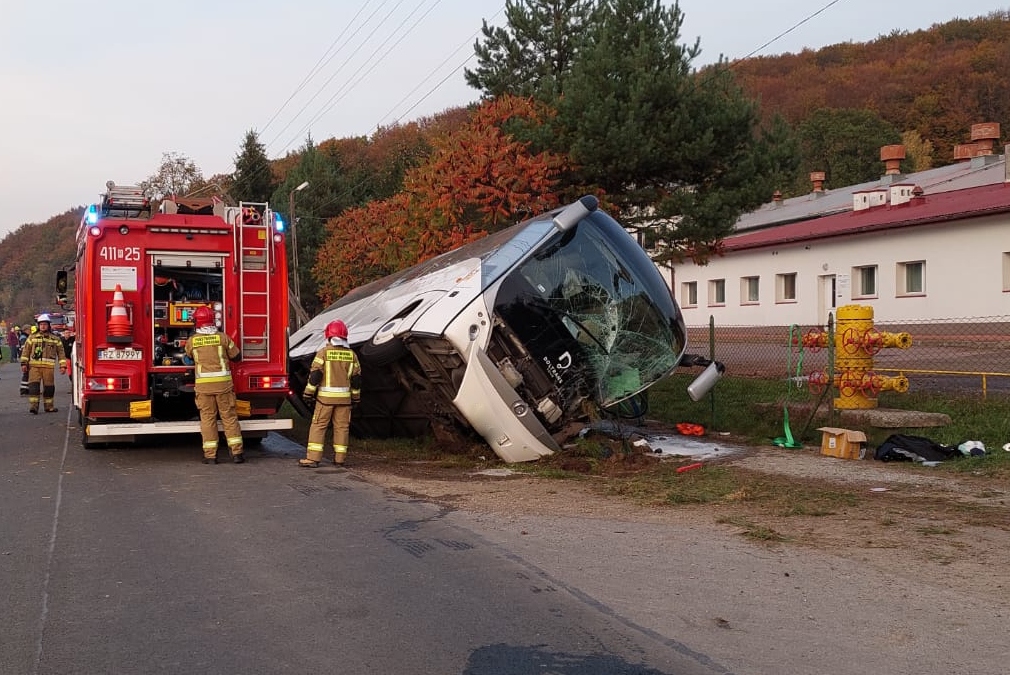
[349,444,1010,606]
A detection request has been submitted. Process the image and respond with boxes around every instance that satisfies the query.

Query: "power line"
[259,0,378,136]
[734,0,845,62]
[277,0,444,155]
[265,0,412,152]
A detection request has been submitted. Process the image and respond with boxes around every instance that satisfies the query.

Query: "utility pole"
[288,181,310,327]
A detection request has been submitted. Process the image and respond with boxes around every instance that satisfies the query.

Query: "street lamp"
[289,181,310,325]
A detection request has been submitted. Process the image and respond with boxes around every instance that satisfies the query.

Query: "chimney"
[910,185,925,204]
[970,122,1000,156]
[810,171,826,193]
[955,122,1002,160]
[880,144,905,175]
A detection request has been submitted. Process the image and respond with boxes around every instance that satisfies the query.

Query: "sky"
[1,0,1005,235]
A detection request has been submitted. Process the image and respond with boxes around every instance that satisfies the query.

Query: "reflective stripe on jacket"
[304,346,360,404]
[21,333,67,370]
[184,331,239,385]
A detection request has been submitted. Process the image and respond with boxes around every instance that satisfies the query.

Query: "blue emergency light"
[86,204,99,225]
[274,214,285,232]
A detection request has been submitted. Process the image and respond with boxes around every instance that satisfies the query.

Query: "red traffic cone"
[107,284,132,338]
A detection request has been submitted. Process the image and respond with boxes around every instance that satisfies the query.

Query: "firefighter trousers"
[195,387,243,459]
[307,402,351,464]
[27,365,56,412]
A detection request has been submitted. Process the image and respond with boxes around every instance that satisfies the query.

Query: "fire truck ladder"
[234,202,272,362]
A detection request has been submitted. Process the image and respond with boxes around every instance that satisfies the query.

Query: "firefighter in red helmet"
[300,319,361,468]
[184,305,244,464]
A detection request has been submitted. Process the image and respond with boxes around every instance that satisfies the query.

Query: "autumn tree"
[231,130,274,203]
[141,152,204,199]
[312,97,570,302]
[465,0,593,99]
[901,129,934,172]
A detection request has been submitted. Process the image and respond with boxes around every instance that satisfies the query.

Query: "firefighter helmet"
[36,313,51,324]
[325,320,348,340]
[193,306,215,328]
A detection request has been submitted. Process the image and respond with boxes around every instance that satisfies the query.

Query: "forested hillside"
[3,10,1009,322]
[731,11,1010,164]
[0,209,81,322]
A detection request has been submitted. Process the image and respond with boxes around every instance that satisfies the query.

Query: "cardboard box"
[817,427,868,460]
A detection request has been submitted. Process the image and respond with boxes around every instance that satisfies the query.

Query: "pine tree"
[465,0,593,99]
[553,0,798,263]
[232,130,274,203]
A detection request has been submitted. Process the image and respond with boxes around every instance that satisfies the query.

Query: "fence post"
[709,314,717,430]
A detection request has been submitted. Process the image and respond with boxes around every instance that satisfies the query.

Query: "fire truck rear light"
[249,376,288,390]
[86,377,130,391]
[119,225,129,235]
[89,226,101,236]
[273,233,283,243]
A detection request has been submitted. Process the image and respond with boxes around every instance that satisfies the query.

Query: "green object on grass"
[772,325,804,449]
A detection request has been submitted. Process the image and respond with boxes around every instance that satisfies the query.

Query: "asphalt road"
[0,364,727,675]
[3,361,1006,675]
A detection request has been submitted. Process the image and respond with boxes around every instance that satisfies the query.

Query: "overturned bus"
[288,196,721,463]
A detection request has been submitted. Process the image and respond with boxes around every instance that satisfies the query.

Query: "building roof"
[723,180,1010,252]
[734,153,1008,232]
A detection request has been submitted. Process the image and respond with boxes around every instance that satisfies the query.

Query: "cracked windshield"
[511,221,684,407]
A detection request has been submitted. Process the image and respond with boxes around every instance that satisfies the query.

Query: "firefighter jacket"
[21,332,67,371]
[184,329,240,392]
[304,345,361,405]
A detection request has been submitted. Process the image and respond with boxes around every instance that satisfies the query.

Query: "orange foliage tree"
[311,96,570,303]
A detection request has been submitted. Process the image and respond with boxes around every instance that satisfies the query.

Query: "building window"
[740,276,759,304]
[897,261,925,296]
[854,265,877,298]
[776,272,797,302]
[708,279,725,306]
[682,281,697,307]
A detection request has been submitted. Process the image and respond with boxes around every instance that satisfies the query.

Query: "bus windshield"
[495,211,685,408]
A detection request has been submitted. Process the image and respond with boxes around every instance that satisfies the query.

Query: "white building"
[672,135,1010,327]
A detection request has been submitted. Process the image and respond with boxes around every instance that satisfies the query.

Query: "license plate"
[99,348,143,361]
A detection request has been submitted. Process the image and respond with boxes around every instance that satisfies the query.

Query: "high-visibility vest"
[304,346,361,404]
[186,331,239,386]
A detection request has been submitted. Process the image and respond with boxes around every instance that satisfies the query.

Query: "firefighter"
[21,314,67,414]
[300,319,361,468]
[183,306,244,465]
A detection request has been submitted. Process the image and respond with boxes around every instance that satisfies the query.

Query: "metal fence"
[686,314,1010,399]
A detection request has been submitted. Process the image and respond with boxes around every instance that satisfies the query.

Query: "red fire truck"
[66,182,293,448]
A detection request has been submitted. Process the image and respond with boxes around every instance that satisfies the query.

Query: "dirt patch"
[346,442,1010,603]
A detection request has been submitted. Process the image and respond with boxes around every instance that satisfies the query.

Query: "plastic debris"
[676,462,704,474]
[957,440,986,457]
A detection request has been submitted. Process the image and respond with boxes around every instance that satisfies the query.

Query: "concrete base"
[839,407,951,429]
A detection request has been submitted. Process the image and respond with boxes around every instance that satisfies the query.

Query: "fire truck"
[67,182,293,448]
